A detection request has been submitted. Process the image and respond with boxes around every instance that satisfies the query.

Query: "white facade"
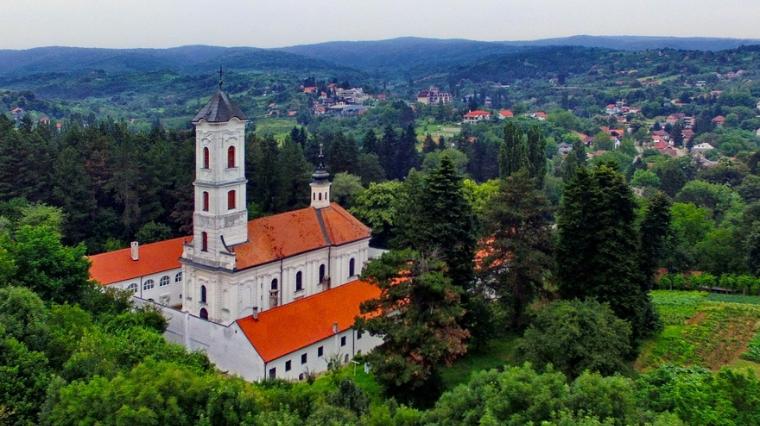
[108,268,183,307]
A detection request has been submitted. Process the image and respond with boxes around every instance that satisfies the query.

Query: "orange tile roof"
[236,279,380,362]
[234,204,370,269]
[88,237,187,285]
[88,204,371,284]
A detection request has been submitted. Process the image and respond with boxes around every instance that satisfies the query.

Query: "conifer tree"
[557,164,658,340]
[422,133,436,153]
[275,138,311,211]
[396,124,420,179]
[527,126,546,187]
[247,135,280,213]
[639,192,672,290]
[356,249,468,405]
[378,125,397,178]
[483,170,554,329]
[416,156,476,289]
[327,132,359,175]
[362,129,378,154]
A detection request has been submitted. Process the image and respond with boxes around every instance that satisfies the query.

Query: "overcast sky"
[1,0,758,49]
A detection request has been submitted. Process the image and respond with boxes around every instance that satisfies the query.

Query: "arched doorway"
[199,308,208,320]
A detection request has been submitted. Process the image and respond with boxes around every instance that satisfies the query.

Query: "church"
[89,86,383,381]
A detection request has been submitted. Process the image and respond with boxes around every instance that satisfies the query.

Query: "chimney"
[332,322,338,334]
[252,306,259,320]
[130,241,139,261]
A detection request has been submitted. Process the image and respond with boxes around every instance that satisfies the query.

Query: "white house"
[89,86,382,381]
[692,142,715,154]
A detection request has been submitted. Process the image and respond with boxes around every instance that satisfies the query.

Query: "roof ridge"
[314,208,333,246]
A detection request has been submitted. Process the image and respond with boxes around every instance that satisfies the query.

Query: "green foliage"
[135,221,172,244]
[350,180,403,247]
[357,250,469,405]
[330,172,363,207]
[520,300,632,378]
[557,164,658,340]
[631,169,660,188]
[482,170,554,329]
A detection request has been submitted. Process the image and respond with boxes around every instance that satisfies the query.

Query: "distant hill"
[513,35,760,51]
[0,45,353,77]
[279,37,525,74]
[278,36,760,75]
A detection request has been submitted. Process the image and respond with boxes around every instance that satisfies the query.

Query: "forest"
[2,37,760,424]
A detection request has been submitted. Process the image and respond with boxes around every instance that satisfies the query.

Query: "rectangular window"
[301,353,307,364]
[285,360,291,371]
[268,368,276,379]
[340,336,347,347]
[318,346,324,357]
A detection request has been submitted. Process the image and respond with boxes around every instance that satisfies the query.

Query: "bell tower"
[189,77,248,267]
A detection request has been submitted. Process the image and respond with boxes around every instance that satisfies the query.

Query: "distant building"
[692,142,715,154]
[463,110,491,123]
[531,111,547,121]
[498,109,514,119]
[417,87,452,105]
[712,115,726,127]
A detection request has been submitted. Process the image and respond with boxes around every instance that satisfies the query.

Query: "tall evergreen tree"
[422,133,436,154]
[482,170,554,329]
[527,126,546,187]
[557,165,658,340]
[416,156,476,289]
[327,132,359,175]
[396,124,420,179]
[247,135,280,213]
[362,129,378,154]
[378,125,397,178]
[356,249,468,405]
[639,192,672,290]
[274,138,311,211]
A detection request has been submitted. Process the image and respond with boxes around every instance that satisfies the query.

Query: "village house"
[416,86,452,105]
[89,87,383,381]
[692,142,715,154]
[463,110,491,123]
[498,109,514,119]
[712,115,726,127]
[530,111,547,121]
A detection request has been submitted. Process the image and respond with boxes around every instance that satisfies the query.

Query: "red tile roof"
[89,237,187,285]
[234,204,370,269]
[236,279,380,362]
[89,204,370,285]
[464,110,491,118]
[499,109,514,118]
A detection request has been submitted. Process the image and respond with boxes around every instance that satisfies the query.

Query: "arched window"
[270,278,279,308]
[318,192,322,201]
[203,147,210,169]
[202,191,209,211]
[200,285,207,304]
[296,271,303,291]
[349,258,355,278]
[227,146,236,168]
[199,308,208,320]
[227,190,236,210]
[127,283,138,294]
[159,275,170,287]
[201,232,208,252]
[271,278,278,291]
[143,279,154,291]
[175,272,183,283]
[319,264,326,283]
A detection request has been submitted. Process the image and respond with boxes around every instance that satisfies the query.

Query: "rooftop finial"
[318,143,326,168]
[218,65,224,90]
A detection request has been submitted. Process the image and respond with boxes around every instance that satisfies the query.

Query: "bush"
[519,299,632,378]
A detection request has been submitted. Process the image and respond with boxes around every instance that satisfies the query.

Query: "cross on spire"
[218,65,224,90]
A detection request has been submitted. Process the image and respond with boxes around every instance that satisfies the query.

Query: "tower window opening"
[200,285,207,304]
[203,191,209,211]
[228,190,236,210]
[201,232,208,252]
[203,147,210,169]
[227,146,236,168]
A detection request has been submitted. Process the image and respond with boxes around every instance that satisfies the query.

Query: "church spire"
[310,143,331,209]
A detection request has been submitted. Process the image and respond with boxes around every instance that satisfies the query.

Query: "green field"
[636,290,760,373]
[254,118,299,141]
[438,291,760,392]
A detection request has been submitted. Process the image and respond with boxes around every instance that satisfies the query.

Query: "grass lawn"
[254,118,299,141]
[636,290,760,374]
[440,335,520,390]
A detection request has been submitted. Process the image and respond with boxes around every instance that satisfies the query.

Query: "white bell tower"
[189,77,248,266]
[310,145,331,209]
